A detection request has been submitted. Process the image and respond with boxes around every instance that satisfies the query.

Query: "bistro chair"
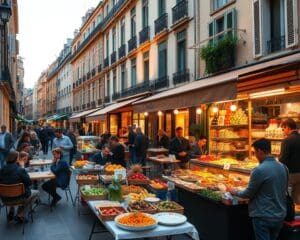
[61,170,75,206]
[0,183,34,235]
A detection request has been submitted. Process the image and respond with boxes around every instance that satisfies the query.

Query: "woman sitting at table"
[17,151,30,168]
[42,148,69,206]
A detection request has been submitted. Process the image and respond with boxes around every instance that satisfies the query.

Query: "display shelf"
[252,137,283,141]
[210,125,248,129]
[210,149,248,153]
[210,138,248,141]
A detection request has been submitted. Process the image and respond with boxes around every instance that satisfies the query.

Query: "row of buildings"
[23,0,300,141]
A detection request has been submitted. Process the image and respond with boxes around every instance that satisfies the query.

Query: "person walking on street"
[38,126,49,155]
[67,129,77,165]
[134,127,148,166]
[47,126,55,150]
[53,128,73,162]
[126,126,136,164]
[279,118,300,204]
[230,138,287,240]
[0,125,14,168]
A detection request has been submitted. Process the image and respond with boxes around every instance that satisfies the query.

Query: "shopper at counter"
[189,136,208,158]
[230,138,287,240]
[91,144,112,166]
[157,129,169,149]
[110,136,126,168]
[279,118,300,204]
[169,127,190,168]
[126,126,136,164]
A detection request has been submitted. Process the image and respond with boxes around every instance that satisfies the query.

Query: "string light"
[157,111,163,116]
[196,108,202,115]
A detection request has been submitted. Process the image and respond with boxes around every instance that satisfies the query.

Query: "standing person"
[126,125,136,164]
[100,130,111,145]
[67,129,77,165]
[169,127,190,168]
[157,129,169,149]
[38,126,49,155]
[134,127,149,166]
[47,126,55,150]
[230,138,287,240]
[110,136,126,168]
[0,151,39,223]
[279,118,300,204]
[189,136,208,158]
[0,125,14,168]
[53,128,73,162]
[42,148,69,206]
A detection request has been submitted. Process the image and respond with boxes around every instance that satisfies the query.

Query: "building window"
[142,0,149,28]
[92,82,96,101]
[158,0,166,16]
[106,73,110,97]
[112,27,116,51]
[106,33,109,57]
[131,7,136,38]
[176,30,186,72]
[121,63,127,91]
[143,52,149,82]
[113,69,117,94]
[98,41,102,65]
[131,58,137,86]
[120,18,125,45]
[158,41,167,78]
[212,0,233,12]
[92,47,96,69]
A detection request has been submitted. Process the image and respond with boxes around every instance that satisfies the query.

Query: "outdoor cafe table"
[87,200,200,240]
[29,159,53,167]
[28,171,55,181]
[147,148,169,157]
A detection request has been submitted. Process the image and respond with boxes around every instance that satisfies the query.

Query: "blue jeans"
[252,218,283,240]
[0,151,7,168]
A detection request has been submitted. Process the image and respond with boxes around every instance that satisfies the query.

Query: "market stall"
[77,136,101,160]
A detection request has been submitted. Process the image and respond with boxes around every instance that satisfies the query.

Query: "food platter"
[144,197,160,203]
[154,212,187,226]
[115,212,158,231]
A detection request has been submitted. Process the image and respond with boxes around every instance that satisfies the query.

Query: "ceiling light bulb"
[144,112,148,117]
[212,107,219,113]
[196,108,202,115]
[173,109,179,115]
[157,111,163,116]
[230,104,237,112]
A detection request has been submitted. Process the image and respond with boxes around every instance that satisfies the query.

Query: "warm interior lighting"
[157,111,163,116]
[212,107,219,113]
[287,103,292,107]
[144,112,148,117]
[230,104,237,112]
[173,109,179,115]
[249,88,285,99]
[196,108,202,115]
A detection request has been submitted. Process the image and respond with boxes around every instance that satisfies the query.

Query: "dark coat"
[91,152,112,166]
[38,128,49,143]
[67,133,77,153]
[279,131,300,173]
[0,163,32,198]
[169,137,190,163]
[51,160,69,189]
[134,133,148,159]
[111,143,126,167]
[127,131,136,146]
[157,135,170,149]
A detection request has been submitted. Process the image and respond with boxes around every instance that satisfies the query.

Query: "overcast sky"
[18,0,100,88]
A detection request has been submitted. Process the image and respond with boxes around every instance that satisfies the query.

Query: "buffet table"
[28,171,55,180]
[87,200,200,240]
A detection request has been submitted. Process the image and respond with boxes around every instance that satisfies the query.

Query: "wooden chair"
[0,183,33,234]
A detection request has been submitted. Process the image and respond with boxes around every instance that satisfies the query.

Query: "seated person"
[157,129,170,149]
[18,142,34,161]
[189,136,208,158]
[91,144,112,166]
[0,151,39,223]
[109,136,126,168]
[42,148,69,206]
[17,151,30,168]
[30,132,41,156]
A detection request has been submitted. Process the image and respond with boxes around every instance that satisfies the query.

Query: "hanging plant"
[200,35,238,74]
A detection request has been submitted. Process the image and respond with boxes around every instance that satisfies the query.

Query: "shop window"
[165,113,172,137]
[120,112,132,138]
[175,110,189,138]
[176,30,186,72]
[133,113,145,133]
[110,114,118,135]
[131,7,136,38]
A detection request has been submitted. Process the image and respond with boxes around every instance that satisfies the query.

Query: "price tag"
[85,185,91,190]
[114,169,126,180]
[167,181,175,191]
[223,163,231,170]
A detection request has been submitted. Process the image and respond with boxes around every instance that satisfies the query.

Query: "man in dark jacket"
[91,144,112,166]
[169,127,190,168]
[0,125,14,168]
[279,118,300,204]
[110,136,126,167]
[0,151,39,222]
[126,126,136,164]
[134,127,148,166]
[38,126,49,155]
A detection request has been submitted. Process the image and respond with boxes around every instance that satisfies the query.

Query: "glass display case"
[77,136,101,154]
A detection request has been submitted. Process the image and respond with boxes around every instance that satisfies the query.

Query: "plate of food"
[144,197,160,203]
[154,212,187,226]
[115,212,158,231]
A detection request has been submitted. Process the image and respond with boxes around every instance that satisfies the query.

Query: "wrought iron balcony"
[83,75,86,82]
[98,64,102,73]
[139,26,150,45]
[121,81,150,98]
[172,0,188,24]
[87,72,91,80]
[150,76,169,90]
[128,36,137,52]
[118,44,126,59]
[111,51,117,64]
[112,92,121,101]
[104,96,110,103]
[173,69,190,85]
[104,57,109,68]
[87,102,91,108]
[82,104,86,110]
[92,68,96,77]
[155,13,168,35]
[91,101,96,108]
[267,35,286,54]
[98,98,102,105]
[76,106,79,111]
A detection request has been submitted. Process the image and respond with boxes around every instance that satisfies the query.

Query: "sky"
[18,0,100,88]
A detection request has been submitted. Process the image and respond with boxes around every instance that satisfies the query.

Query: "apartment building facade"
[23,88,33,120]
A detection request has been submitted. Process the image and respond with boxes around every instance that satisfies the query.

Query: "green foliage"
[200,35,238,74]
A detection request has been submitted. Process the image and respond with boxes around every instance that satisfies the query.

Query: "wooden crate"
[80,185,108,201]
[128,203,157,214]
[76,175,99,185]
[128,179,150,185]
[155,201,184,214]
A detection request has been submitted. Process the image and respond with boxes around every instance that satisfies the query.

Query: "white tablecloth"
[88,200,200,240]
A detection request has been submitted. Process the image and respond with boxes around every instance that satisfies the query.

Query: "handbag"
[284,166,295,221]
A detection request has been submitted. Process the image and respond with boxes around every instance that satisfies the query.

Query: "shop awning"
[15,115,33,124]
[86,97,143,122]
[69,108,100,123]
[46,114,59,121]
[52,114,69,121]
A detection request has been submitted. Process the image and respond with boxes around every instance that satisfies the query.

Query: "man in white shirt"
[53,129,73,162]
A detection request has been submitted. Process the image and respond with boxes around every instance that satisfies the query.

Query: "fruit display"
[76,174,99,185]
[98,206,127,221]
[128,173,148,180]
[77,136,101,153]
[124,190,156,202]
[80,185,107,200]
[149,179,168,189]
[218,129,239,138]
[199,189,223,202]
[115,212,157,228]
[72,160,89,168]
[105,164,126,173]
[121,185,146,195]
[156,201,184,214]
[128,201,157,213]
[198,155,219,161]
[230,109,248,125]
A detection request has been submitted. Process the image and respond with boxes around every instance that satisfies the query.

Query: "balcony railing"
[104,96,110,103]
[112,92,121,101]
[173,69,190,85]
[98,64,102,73]
[128,36,137,52]
[121,81,150,98]
[150,76,169,90]
[139,26,150,45]
[155,13,168,35]
[91,101,96,108]
[92,68,96,77]
[87,72,91,80]
[82,104,86,110]
[87,102,91,108]
[267,35,286,54]
[111,51,117,64]
[83,75,86,82]
[98,98,102,105]
[118,44,126,59]
[172,0,188,24]
[104,57,109,68]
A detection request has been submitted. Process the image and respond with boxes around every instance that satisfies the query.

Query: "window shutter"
[253,0,262,58]
[225,8,237,37]
[285,0,298,48]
